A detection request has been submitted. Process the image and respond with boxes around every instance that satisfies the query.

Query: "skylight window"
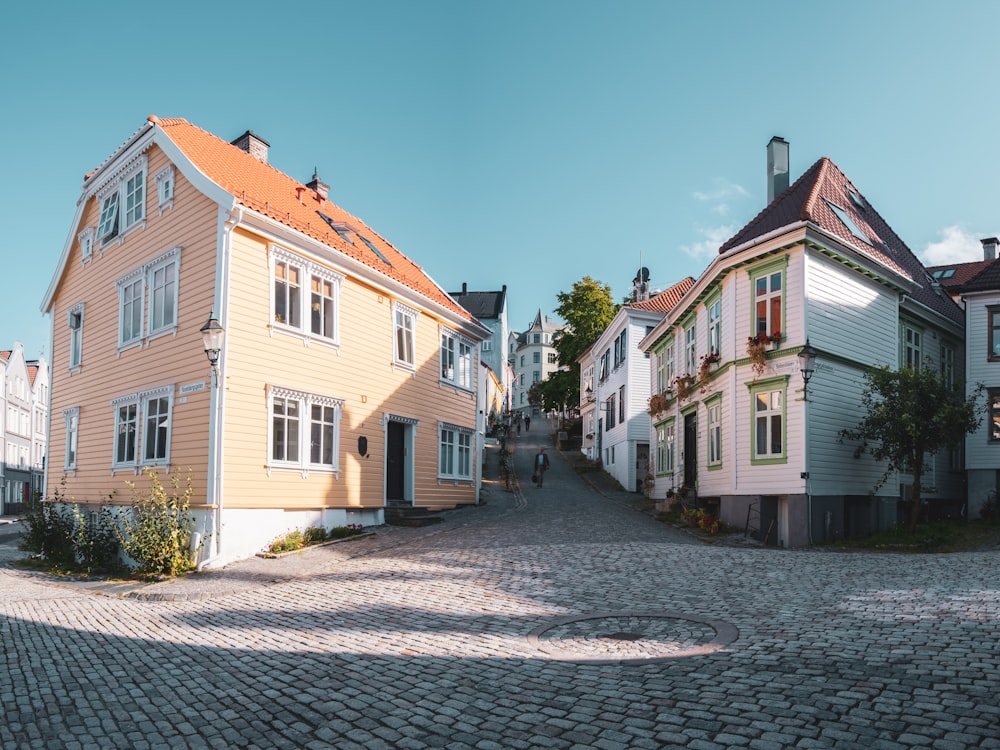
[359,235,392,266]
[848,189,866,209]
[932,268,956,279]
[825,200,871,245]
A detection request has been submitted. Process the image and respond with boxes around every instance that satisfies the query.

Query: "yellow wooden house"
[42,116,489,567]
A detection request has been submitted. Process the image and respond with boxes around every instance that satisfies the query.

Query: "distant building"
[449,283,510,426]
[0,343,48,515]
[508,310,565,419]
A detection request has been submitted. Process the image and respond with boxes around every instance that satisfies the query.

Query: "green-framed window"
[706,393,723,469]
[749,375,789,464]
[748,256,788,339]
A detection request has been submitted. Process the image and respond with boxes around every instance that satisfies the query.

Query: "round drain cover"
[527,610,738,664]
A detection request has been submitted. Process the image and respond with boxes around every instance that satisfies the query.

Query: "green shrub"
[68,503,119,574]
[19,495,75,568]
[268,530,304,553]
[304,526,327,544]
[115,469,196,579]
[327,524,365,539]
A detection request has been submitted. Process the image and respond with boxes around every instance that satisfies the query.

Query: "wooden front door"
[386,421,406,503]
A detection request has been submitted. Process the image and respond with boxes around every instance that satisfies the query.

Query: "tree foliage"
[840,364,983,531]
[529,369,578,413]
[553,276,619,369]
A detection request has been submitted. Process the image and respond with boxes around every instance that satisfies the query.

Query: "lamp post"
[798,339,817,401]
[200,310,225,387]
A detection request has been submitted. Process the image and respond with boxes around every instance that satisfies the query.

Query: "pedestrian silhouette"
[533,446,550,487]
[525,416,531,432]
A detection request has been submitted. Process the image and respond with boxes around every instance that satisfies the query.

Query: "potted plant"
[673,374,696,401]
[746,332,780,378]
[698,352,720,390]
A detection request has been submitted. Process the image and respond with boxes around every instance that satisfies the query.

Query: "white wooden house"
[641,138,965,546]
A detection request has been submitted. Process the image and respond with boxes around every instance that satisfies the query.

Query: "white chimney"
[767,136,789,204]
[981,237,999,261]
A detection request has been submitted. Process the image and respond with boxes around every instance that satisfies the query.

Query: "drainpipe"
[197,207,238,571]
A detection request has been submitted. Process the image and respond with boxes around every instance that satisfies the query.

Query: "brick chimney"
[767,136,789,204]
[231,130,270,163]
[981,237,999,261]
[306,169,329,200]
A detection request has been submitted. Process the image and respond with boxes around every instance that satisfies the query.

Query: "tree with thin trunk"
[840,363,983,531]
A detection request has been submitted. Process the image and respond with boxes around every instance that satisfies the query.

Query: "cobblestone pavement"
[1,423,999,749]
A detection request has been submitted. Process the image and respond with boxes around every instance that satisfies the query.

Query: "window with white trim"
[155,166,174,213]
[751,379,786,462]
[441,328,474,390]
[64,407,79,471]
[118,270,144,349]
[707,297,721,357]
[751,260,785,339]
[270,247,343,345]
[482,339,493,352]
[111,385,173,470]
[68,304,84,371]
[393,301,418,369]
[268,386,344,474]
[655,419,675,475]
[96,155,146,245]
[707,397,722,466]
[438,422,473,480]
[684,324,696,375]
[940,344,955,391]
[78,227,94,264]
[902,323,922,370]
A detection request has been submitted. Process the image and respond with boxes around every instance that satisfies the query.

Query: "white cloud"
[680,224,736,263]
[693,178,749,217]
[919,225,988,266]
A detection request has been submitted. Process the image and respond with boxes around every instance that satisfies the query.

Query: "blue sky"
[3,1,999,361]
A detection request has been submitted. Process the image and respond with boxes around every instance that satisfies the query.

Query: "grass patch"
[826,520,1000,553]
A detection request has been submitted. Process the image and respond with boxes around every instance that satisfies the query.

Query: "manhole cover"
[527,610,738,664]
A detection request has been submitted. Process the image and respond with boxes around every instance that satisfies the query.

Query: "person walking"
[533,446,551,487]
[525,415,531,432]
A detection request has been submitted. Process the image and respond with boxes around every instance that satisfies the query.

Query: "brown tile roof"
[927,259,992,292]
[720,157,963,327]
[627,277,695,313]
[957,258,1000,293]
[150,117,481,329]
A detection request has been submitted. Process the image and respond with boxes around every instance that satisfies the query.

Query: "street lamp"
[200,310,225,387]
[798,339,817,401]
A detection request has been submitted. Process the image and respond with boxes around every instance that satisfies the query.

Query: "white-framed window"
[64,407,79,471]
[270,246,343,346]
[96,155,146,245]
[655,419,675,475]
[903,323,922,370]
[685,324,697,375]
[147,249,180,337]
[940,344,955,391]
[707,297,721,357]
[393,301,418,369]
[533,370,541,383]
[613,329,627,368]
[267,386,344,475]
[751,378,787,462]
[155,166,174,213]
[707,397,722,467]
[440,328,475,391]
[117,270,145,349]
[111,385,173,470]
[606,393,616,429]
[68,304,84,371]
[438,422,473,480]
[750,258,786,339]
[547,352,557,364]
[116,247,182,349]
[482,339,492,352]
[78,227,94,264]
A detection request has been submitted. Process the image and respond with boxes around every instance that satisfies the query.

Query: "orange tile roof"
[627,277,695,314]
[150,116,481,329]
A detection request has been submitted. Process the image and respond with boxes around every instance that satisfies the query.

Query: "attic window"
[358,235,392,266]
[825,200,871,245]
[848,190,866,209]
[932,268,956,279]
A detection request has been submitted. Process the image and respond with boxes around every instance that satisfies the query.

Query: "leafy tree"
[529,369,578,414]
[553,276,618,369]
[840,364,983,531]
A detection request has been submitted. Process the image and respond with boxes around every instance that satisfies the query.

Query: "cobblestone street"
[1,424,998,749]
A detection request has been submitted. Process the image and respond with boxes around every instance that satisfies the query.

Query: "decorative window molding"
[96,154,147,247]
[110,384,174,471]
[440,326,475,392]
[64,407,79,471]
[393,301,419,371]
[267,386,344,477]
[269,245,343,349]
[438,421,474,481]
[748,256,788,340]
[154,166,174,214]
[706,393,723,468]
[654,418,676,476]
[67,303,84,372]
[78,227,94,265]
[147,247,181,340]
